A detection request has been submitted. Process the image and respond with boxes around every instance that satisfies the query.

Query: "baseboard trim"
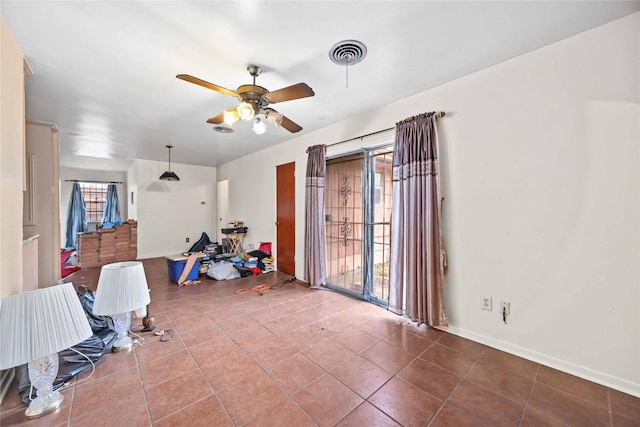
[445,325,640,398]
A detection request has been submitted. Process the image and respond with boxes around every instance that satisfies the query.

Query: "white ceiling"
[2,1,639,171]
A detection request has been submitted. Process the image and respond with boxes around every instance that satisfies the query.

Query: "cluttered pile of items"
[166,224,275,285]
[208,245,275,280]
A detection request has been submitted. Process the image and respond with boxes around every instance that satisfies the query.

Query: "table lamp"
[92,261,150,352]
[0,283,93,419]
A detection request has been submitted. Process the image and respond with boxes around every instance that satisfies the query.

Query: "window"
[79,182,108,222]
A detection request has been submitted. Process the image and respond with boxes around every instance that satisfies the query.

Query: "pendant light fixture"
[159,145,180,181]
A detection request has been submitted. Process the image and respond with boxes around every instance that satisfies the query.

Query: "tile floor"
[1,257,638,426]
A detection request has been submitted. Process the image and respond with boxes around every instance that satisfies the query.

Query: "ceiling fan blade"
[176,74,238,97]
[280,115,303,133]
[206,113,225,124]
[263,83,314,104]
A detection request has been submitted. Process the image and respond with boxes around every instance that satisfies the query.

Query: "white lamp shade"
[223,109,239,126]
[252,117,267,134]
[264,108,283,127]
[0,282,93,370]
[237,102,255,120]
[93,261,150,315]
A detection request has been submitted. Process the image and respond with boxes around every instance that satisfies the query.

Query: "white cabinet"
[22,234,38,291]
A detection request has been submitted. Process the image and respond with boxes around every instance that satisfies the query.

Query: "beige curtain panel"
[304,144,327,288]
[389,112,447,327]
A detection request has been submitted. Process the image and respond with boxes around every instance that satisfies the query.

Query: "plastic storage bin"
[167,258,200,283]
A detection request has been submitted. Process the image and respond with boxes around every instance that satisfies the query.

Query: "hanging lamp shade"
[159,145,180,181]
[159,170,180,181]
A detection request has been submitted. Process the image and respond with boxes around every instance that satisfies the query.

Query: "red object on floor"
[61,250,81,278]
[258,242,272,254]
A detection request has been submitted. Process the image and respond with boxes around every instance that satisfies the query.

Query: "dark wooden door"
[276,162,295,275]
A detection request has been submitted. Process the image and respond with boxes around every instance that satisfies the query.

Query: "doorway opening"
[217,179,229,244]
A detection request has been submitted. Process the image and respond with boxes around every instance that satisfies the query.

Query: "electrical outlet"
[481,297,492,311]
[185,237,190,243]
[501,301,510,316]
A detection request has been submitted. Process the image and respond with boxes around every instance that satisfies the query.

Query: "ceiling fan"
[177,65,314,133]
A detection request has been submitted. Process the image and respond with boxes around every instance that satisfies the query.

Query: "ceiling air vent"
[329,40,367,66]
[213,126,234,133]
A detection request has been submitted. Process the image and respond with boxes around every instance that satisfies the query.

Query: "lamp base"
[112,335,134,352]
[111,312,134,352]
[112,342,133,353]
[25,354,63,419]
[24,391,63,419]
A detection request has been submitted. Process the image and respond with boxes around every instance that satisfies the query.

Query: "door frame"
[216,179,229,244]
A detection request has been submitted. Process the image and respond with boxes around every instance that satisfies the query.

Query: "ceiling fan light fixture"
[264,109,283,127]
[237,101,255,121]
[223,109,239,126]
[159,145,180,181]
[178,64,313,134]
[252,117,267,135]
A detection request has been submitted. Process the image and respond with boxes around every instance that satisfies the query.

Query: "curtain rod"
[307,111,446,153]
[64,180,123,185]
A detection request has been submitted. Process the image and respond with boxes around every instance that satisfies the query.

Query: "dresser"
[78,221,137,268]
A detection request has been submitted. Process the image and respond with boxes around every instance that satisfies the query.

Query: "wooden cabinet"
[78,221,137,268]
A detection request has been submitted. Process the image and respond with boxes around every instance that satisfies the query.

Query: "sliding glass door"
[368,147,393,304]
[324,145,393,306]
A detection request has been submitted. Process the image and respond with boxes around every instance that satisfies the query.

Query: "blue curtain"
[101,184,121,224]
[64,183,87,250]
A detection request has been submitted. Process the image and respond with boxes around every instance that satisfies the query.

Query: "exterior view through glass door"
[324,146,393,306]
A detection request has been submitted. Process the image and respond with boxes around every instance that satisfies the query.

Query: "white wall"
[59,167,128,245]
[432,13,639,395]
[218,13,640,395]
[0,19,25,297]
[23,122,60,286]
[128,159,217,259]
[218,150,299,256]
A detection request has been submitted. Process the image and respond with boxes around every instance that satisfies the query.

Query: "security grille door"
[324,146,393,305]
[325,154,365,295]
